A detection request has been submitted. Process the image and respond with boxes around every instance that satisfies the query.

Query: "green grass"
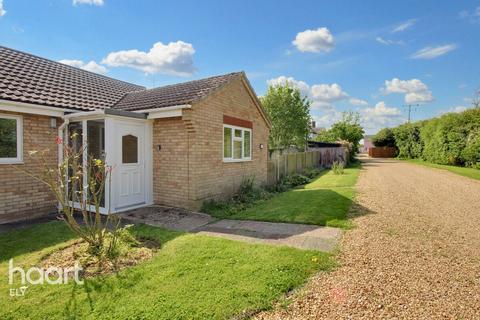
[0,222,333,320]
[405,159,480,181]
[209,163,361,228]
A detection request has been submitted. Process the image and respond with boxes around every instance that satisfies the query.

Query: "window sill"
[223,159,252,163]
[0,159,24,165]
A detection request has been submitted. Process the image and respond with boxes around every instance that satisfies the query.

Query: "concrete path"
[119,205,215,231]
[196,219,342,252]
[120,205,342,252]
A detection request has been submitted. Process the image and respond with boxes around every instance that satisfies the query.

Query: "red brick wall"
[0,111,59,223]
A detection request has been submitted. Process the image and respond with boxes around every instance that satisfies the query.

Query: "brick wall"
[152,117,193,208]
[0,111,59,223]
[152,76,270,210]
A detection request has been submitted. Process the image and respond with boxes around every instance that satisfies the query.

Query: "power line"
[403,104,420,123]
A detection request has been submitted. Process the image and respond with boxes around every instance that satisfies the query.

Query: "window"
[223,125,251,161]
[0,114,22,164]
[122,135,138,164]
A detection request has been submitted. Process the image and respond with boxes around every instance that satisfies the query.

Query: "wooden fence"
[267,147,346,185]
[368,147,397,158]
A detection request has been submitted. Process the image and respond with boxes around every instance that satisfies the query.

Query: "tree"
[261,84,311,149]
[372,128,396,147]
[329,111,364,156]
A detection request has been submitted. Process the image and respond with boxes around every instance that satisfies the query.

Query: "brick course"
[0,111,59,223]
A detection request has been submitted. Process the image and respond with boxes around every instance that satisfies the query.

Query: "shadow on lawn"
[199,189,376,241]
[0,220,75,262]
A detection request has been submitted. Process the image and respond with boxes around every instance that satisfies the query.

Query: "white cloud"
[383,78,434,104]
[459,7,480,23]
[360,101,405,133]
[410,44,457,59]
[58,59,108,74]
[0,0,6,17]
[310,83,348,102]
[73,0,104,5]
[349,98,368,106]
[267,76,349,110]
[375,37,405,46]
[102,41,196,76]
[267,76,310,96]
[438,105,469,116]
[292,27,335,53]
[392,19,417,33]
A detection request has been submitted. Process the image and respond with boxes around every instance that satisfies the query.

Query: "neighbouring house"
[362,135,374,153]
[308,120,325,140]
[0,46,271,224]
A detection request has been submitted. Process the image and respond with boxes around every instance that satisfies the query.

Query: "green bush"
[392,122,423,159]
[282,173,311,187]
[372,128,396,147]
[302,167,323,179]
[332,161,345,175]
[376,107,480,168]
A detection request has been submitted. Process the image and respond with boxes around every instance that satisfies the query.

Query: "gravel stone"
[257,157,480,319]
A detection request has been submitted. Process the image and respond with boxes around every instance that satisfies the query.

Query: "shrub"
[233,175,270,204]
[332,161,345,175]
[372,128,396,147]
[302,167,323,179]
[282,173,311,187]
[392,122,423,159]
[376,107,480,169]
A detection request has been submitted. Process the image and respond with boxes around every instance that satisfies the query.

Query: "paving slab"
[120,206,343,252]
[196,219,343,252]
[119,205,215,232]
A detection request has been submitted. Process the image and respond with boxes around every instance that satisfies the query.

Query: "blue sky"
[0,0,479,133]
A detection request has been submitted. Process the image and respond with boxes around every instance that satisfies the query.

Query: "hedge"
[373,108,480,169]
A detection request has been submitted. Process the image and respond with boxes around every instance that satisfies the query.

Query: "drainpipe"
[57,117,69,213]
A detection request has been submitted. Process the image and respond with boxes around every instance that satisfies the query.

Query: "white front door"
[116,122,146,209]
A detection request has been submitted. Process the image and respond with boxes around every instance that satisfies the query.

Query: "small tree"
[329,111,364,158]
[261,84,311,150]
[17,133,127,259]
[372,128,396,147]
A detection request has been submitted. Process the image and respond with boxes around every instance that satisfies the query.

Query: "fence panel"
[267,147,346,185]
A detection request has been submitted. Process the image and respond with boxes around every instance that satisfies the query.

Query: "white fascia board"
[0,99,75,117]
[134,104,191,114]
[147,109,183,119]
[63,110,104,120]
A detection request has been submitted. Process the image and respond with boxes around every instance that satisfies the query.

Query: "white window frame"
[223,124,252,162]
[0,113,23,164]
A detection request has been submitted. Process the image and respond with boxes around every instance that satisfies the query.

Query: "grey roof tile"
[113,72,243,111]
[0,46,145,111]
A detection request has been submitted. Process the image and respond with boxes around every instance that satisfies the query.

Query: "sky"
[0,0,479,134]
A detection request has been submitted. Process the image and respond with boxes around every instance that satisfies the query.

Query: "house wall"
[151,117,193,208]
[0,111,59,224]
[152,77,270,210]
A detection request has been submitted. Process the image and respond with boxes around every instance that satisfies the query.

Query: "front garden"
[203,162,361,228]
[0,222,333,319]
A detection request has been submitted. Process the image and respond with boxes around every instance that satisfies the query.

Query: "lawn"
[405,159,480,181]
[0,222,333,320]
[209,163,361,228]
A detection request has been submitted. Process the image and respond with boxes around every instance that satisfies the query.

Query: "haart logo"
[8,259,84,297]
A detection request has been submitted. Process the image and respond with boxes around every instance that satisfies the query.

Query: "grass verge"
[0,222,333,320]
[404,159,480,181]
[208,163,361,228]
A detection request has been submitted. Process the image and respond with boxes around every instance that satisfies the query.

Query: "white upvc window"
[223,124,251,162]
[0,114,23,164]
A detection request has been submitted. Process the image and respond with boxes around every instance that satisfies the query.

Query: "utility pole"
[403,104,419,123]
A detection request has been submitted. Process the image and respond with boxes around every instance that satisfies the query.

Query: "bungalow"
[0,46,271,224]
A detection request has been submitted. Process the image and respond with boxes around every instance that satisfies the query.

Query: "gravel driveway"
[257,157,480,319]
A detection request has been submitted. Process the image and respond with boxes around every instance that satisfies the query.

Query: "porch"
[61,109,154,214]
